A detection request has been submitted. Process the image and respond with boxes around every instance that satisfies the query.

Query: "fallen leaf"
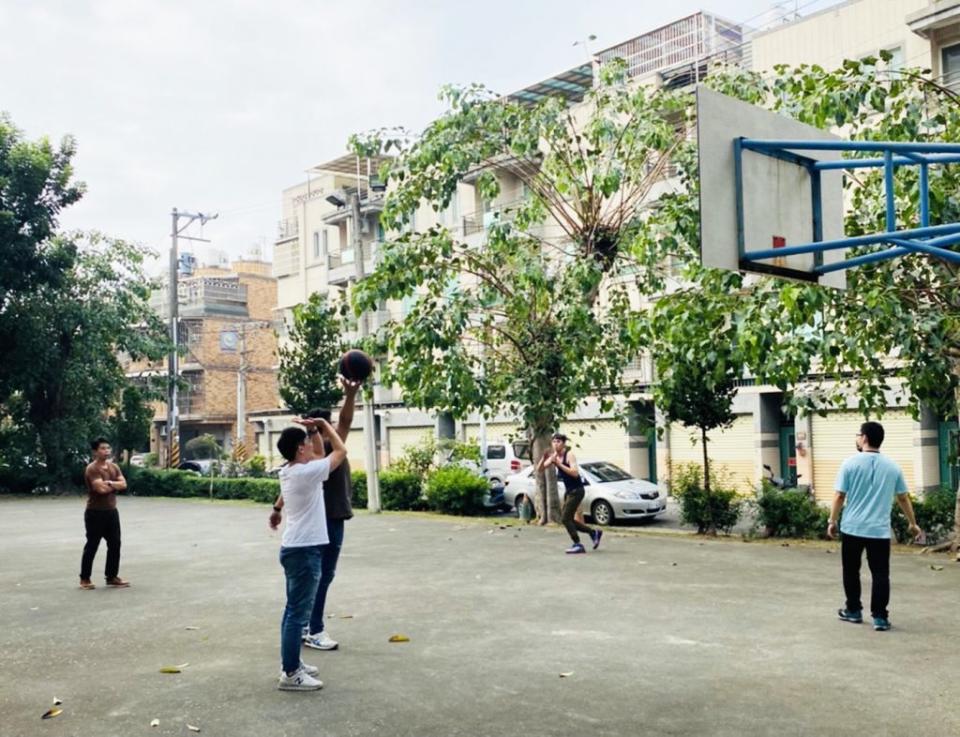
[159,662,188,673]
[388,634,410,643]
[52,698,62,706]
[187,725,201,732]
[41,707,62,720]
[184,626,200,631]
[781,543,790,547]
[826,550,834,554]
[931,565,944,571]
[150,719,160,727]
[340,614,353,619]
[30,606,39,611]
[671,562,678,567]
[559,671,574,678]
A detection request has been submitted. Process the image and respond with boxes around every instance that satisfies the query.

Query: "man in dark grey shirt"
[271,377,360,651]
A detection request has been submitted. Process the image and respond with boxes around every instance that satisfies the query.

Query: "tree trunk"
[701,425,716,536]
[532,431,561,524]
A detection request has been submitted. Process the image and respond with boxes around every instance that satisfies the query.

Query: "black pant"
[81,509,122,581]
[841,533,890,618]
[561,487,593,544]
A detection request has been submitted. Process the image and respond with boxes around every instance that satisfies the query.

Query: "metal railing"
[277,218,299,241]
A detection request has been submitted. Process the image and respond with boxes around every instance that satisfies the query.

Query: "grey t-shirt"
[323,440,354,520]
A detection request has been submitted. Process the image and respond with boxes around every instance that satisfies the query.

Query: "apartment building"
[267,1,960,500]
[128,258,279,460]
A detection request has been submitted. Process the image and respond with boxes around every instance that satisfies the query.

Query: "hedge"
[126,467,279,503]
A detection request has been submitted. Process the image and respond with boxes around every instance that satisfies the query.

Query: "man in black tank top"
[537,433,602,554]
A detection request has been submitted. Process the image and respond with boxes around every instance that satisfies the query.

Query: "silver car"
[502,460,666,525]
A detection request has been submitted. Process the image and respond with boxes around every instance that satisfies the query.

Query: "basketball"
[338,349,374,382]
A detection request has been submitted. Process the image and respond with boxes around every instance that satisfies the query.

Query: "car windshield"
[581,462,633,482]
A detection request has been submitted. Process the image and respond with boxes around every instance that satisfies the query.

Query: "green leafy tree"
[278,292,345,414]
[110,385,153,463]
[352,60,684,521]
[649,269,745,503]
[4,233,169,484]
[0,115,84,404]
[646,57,960,549]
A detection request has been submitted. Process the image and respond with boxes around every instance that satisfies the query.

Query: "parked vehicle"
[502,459,666,525]
[482,439,531,488]
[178,459,217,476]
[128,454,148,468]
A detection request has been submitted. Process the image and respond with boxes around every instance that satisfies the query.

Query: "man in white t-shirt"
[274,418,347,691]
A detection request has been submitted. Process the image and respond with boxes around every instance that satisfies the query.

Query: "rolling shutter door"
[668,415,755,493]
[811,410,915,503]
[386,426,433,464]
[558,419,625,466]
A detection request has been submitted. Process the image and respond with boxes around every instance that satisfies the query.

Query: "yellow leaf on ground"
[187,725,201,732]
[340,615,353,619]
[41,707,62,720]
[150,719,160,727]
[388,634,410,643]
[931,565,944,571]
[559,672,574,678]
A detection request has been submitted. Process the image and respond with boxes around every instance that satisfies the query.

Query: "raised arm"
[320,419,347,471]
[336,377,361,441]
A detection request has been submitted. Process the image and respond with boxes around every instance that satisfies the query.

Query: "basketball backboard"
[697,87,847,289]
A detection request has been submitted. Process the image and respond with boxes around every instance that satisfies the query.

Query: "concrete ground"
[1,496,957,737]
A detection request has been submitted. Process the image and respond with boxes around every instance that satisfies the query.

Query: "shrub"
[753,480,829,539]
[424,465,488,516]
[671,462,742,534]
[379,470,424,511]
[246,454,267,478]
[125,466,279,503]
[351,470,368,509]
[891,486,957,545]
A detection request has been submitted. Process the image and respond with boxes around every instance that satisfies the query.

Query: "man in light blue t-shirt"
[827,421,923,632]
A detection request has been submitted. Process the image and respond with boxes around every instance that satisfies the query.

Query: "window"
[486,444,506,460]
[943,43,960,91]
[581,462,633,482]
[313,232,320,259]
[883,45,903,71]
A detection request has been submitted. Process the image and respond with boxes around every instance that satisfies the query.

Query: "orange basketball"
[338,349,374,382]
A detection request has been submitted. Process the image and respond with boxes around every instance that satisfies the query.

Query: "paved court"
[1,496,956,737]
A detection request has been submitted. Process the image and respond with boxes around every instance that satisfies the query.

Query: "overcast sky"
[0,0,840,270]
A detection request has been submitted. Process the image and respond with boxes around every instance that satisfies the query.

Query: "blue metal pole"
[920,162,930,228]
[885,150,896,233]
[742,139,960,155]
[743,222,960,261]
[815,247,910,274]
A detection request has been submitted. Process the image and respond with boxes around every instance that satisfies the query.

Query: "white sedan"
[502,460,666,525]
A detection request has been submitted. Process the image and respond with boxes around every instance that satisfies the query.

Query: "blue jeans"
[308,518,345,635]
[279,545,324,673]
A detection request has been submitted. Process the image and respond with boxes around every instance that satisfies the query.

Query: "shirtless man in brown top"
[80,437,130,590]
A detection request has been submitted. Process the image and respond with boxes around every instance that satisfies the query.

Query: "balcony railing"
[277,218,299,241]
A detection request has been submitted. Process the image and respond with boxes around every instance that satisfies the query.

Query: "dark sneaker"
[591,529,603,550]
[837,608,863,624]
[565,543,586,554]
[873,617,891,631]
[105,577,130,588]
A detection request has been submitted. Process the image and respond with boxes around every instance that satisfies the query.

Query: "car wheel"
[591,499,614,526]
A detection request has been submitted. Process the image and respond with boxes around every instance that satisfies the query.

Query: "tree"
[649,269,745,501]
[351,60,684,522]
[0,115,84,405]
[110,385,153,463]
[3,232,169,485]
[277,292,345,415]
[652,57,960,551]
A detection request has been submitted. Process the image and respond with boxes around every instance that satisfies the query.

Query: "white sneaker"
[303,631,339,651]
[277,666,323,691]
[279,661,318,677]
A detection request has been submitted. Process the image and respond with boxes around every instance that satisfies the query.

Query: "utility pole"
[351,186,381,512]
[167,208,218,467]
[236,323,248,461]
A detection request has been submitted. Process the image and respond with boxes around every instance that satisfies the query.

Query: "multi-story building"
[129,257,279,461]
[265,1,960,500]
